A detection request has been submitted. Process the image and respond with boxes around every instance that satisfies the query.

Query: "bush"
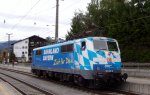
[121,47,150,63]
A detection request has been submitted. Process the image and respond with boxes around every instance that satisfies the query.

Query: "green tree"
[9,52,16,62]
[66,12,87,40]
[46,36,55,44]
[66,0,150,62]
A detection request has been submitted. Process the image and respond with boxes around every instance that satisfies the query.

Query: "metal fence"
[122,62,150,69]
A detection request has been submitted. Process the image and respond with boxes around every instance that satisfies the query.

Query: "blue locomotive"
[31,37,127,87]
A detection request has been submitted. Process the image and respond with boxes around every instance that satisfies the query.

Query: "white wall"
[13,39,29,61]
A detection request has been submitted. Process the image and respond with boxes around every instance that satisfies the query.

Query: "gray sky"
[0,0,91,41]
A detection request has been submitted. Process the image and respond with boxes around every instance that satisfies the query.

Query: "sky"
[0,0,91,42]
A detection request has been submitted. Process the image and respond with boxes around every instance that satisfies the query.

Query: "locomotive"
[31,37,127,87]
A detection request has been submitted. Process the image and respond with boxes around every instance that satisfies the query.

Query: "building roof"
[11,35,47,45]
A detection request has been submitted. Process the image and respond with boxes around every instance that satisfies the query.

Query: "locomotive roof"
[33,37,116,50]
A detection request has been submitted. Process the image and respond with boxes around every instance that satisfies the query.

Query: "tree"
[66,12,87,40]
[46,36,55,44]
[9,52,16,62]
[66,0,150,62]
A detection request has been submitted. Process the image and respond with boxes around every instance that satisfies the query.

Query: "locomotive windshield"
[94,40,118,51]
[107,41,118,51]
[94,40,107,51]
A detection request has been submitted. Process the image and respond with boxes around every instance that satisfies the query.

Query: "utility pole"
[55,0,59,41]
[6,33,13,63]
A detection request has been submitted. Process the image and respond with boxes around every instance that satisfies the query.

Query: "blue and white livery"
[32,37,127,86]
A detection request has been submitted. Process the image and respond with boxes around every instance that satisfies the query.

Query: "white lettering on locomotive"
[44,48,59,55]
[43,55,54,61]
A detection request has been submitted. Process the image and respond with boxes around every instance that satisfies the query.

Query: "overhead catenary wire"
[35,0,83,19]
[34,5,56,15]
[9,0,41,32]
[93,15,150,29]
[60,0,82,12]
[107,15,150,27]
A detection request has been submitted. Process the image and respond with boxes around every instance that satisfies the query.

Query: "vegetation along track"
[0,67,138,95]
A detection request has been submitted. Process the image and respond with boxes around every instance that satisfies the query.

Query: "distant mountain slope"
[0,41,18,50]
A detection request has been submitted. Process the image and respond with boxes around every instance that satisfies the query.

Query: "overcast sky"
[0,0,91,42]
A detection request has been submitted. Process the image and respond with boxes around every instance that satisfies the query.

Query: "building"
[12,35,47,62]
[0,40,17,63]
[0,48,9,63]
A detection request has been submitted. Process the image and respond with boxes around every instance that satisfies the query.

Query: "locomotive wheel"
[73,75,78,84]
[68,74,74,82]
[48,72,55,79]
[78,76,85,86]
[87,80,94,88]
[74,75,85,87]
[62,74,67,81]
[36,70,42,77]
[42,71,48,78]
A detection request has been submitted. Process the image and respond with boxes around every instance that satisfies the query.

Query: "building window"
[30,42,34,46]
[22,52,24,54]
[25,46,27,49]
[22,46,24,49]
[25,51,27,54]
[61,44,73,53]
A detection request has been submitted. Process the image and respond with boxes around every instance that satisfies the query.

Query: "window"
[25,51,27,54]
[30,42,34,46]
[93,39,118,52]
[94,40,107,51]
[30,42,34,44]
[22,52,24,54]
[61,44,73,53]
[36,50,42,55]
[22,46,24,49]
[81,41,86,50]
[107,41,118,51]
[25,46,28,49]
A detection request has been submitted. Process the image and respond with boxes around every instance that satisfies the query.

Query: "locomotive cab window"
[36,50,42,55]
[94,40,107,51]
[81,41,86,50]
[61,44,73,53]
[107,41,118,51]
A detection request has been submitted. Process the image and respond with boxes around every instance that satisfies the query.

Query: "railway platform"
[122,69,150,78]
[0,79,22,95]
[0,63,150,95]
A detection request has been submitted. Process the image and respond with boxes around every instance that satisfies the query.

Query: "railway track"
[0,73,54,95]
[0,69,57,95]
[0,66,138,95]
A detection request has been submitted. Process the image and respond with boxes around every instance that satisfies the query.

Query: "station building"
[12,35,47,62]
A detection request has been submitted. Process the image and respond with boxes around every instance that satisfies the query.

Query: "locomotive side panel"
[32,43,77,74]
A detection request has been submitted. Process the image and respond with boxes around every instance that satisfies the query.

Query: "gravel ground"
[0,79,22,95]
